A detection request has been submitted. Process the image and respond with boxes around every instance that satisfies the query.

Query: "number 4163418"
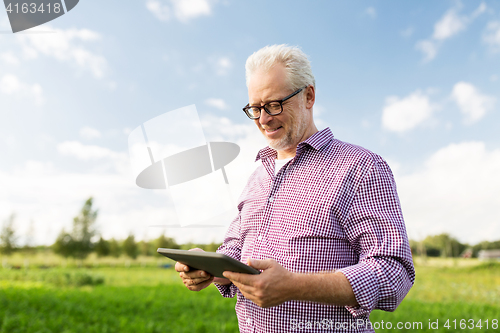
[6,2,62,14]
[444,319,498,330]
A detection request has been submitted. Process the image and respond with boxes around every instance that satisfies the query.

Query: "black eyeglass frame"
[242,86,305,120]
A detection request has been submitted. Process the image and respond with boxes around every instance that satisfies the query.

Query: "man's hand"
[223,258,294,308]
[175,248,214,291]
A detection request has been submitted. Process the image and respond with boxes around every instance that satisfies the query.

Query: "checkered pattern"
[216,128,415,333]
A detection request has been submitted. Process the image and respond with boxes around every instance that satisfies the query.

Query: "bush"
[1,269,105,287]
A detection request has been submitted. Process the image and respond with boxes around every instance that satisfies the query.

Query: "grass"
[370,261,500,332]
[1,257,499,332]
[0,267,238,333]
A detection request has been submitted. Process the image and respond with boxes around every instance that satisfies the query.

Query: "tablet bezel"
[157,248,260,278]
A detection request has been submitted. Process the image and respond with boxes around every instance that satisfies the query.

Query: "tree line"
[1,197,221,259]
[410,233,500,258]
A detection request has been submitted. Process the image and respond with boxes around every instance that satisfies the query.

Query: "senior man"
[176,44,415,332]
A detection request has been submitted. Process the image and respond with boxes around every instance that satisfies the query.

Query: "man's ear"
[305,85,315,109]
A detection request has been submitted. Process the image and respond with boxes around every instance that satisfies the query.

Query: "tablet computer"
[157,248,260,278]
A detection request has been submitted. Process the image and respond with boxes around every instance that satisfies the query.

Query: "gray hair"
[245,44,315,91]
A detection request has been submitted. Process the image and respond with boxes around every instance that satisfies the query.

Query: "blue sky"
[1,0,499,246]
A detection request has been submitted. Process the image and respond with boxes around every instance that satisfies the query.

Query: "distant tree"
[139,239,151,256]
[423,233,467,258]
[52,197,98,259]
[425,247,441,257]
[0,214,18,255]
[109,238,121,258]
[53,229,75,258]
[409,239,418,255]
[180,242,196,250]
[123,234,138,259]
[71,197,98,259]
[472,240,500,257]
[204,242,222,252]
[94,236,110,257]
[155,233,179,250]
[23,220,36,253]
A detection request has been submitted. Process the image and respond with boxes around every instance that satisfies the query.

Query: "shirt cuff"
[337,261,380,318]
[214,281,238,298]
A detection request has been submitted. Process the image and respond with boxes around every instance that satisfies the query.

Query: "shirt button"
[257,235,262,241]
[246,318,252,324]
[268,196,274,202]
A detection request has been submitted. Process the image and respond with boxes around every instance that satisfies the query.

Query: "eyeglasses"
[242,87,305,120]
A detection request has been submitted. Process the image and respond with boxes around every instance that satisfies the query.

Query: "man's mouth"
[264,126,282,133]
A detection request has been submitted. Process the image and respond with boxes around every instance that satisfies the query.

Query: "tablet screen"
[157,248,260,278]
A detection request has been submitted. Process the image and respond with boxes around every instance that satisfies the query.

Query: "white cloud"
[146,0,171,21]
[3,136,17,149]
[415,40,439,62]
[400,27,414,38]
[0,52,20,66]
[364,7,376,19]
[0,143,172,245]
[18,27,107,78]
[213,56,232,75]
[0,74,43,106]
[361,119,371,129]
[0,74,22,95]
[0,17,9,30]
[396,141,500,243]
[205,98,228,110]
[80,127,101,140]
[0,159,145,245]
[57,141,124,161]
[382,90,435,133]
[314,104,325,117]
[432,8,467,40]
[415,3,486,62]
[451,82,495,124]
[172,0,211,22]
[471,2,487,19]
[483,21,500,52]
[146,0,213,23]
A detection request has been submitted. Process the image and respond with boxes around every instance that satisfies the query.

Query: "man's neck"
[277,149,296,160]
[276,126,319,160]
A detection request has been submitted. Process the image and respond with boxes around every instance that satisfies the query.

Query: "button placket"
[252,157,287,262]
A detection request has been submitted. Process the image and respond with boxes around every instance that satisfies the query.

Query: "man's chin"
[268,139,292,151]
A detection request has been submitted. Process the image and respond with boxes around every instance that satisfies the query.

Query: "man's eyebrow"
[249,97,280,106]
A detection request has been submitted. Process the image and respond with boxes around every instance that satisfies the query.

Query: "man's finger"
[184,275,213,286]
[175,262,190,272]
[230,279,255,294]
[223,271,257,285]
[247,258,274,270]
[181,269,210,279]
[187,277,214,291]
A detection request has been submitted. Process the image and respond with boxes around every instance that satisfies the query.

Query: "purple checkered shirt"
[216,128,415,332]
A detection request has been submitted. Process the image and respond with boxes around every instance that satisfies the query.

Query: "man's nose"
[259,109,273,126]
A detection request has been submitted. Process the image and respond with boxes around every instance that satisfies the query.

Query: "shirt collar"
[255,127,334,162]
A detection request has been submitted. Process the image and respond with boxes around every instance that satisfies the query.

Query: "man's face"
[248,64,310,152]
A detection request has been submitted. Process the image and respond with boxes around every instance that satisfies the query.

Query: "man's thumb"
[247,258,274,270]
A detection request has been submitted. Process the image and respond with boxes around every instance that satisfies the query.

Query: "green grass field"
[1,257,499,332]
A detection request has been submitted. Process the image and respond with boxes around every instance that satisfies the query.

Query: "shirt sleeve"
[336,157,415,318]
[215,213,243,298]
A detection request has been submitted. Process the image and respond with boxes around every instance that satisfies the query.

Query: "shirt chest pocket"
[271,175,352,241]
[274,197,347,241]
